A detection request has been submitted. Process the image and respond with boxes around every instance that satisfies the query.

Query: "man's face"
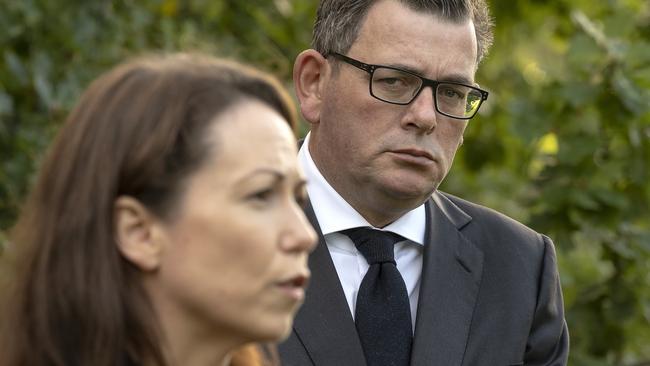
[310,0,478,226]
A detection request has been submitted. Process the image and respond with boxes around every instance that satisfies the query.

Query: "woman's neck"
[146,285,244,366]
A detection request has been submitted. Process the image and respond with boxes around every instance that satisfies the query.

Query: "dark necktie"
[343,227,412,366]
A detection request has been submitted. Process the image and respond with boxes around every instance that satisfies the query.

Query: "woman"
[0,53,316,366]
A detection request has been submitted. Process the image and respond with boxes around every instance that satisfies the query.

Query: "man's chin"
[379,180,438,207]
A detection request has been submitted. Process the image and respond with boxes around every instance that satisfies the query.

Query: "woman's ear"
[113,196,164,271]
[293,49,330,125]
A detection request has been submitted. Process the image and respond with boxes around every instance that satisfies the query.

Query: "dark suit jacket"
[279,191,569,366]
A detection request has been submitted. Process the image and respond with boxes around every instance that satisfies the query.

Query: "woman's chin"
[250,315,295,343]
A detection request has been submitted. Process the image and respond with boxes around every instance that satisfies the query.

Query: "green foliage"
[0,0,648,364]
[0,0,314,236]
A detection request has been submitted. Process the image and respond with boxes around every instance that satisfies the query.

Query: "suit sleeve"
[524,235,570,365]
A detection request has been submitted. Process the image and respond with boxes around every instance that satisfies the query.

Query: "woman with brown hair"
[0,53,316,366]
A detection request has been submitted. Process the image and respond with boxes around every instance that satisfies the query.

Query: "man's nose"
[400,86,437,133]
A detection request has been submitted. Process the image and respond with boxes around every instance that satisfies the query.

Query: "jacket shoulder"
[437,191,540,236]
[434,191,551,261]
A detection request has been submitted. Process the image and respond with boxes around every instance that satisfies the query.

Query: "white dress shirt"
[298,133,426,330]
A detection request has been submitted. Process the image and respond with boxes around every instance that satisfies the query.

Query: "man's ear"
[293,49,330,125]
[114,196,164,272]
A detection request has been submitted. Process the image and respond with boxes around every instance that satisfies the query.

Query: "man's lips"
[389,148,436,165]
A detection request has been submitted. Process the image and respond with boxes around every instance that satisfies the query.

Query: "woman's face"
[152,100,317,344]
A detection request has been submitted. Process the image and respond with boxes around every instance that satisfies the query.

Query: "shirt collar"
[298,133,426,245]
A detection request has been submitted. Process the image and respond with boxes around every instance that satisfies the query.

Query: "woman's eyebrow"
[234,169,285,186]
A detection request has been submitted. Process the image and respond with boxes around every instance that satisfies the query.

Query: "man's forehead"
[348,1,478,79]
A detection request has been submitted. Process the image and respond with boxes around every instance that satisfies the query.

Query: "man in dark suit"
[280,0,569,365]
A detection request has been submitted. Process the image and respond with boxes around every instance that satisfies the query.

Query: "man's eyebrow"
[439,73,475,85]
[383,63,475,85]
[384,63,424,76]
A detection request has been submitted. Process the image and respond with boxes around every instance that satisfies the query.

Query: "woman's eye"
[248,188,274,203]
[293,181,309,207]
[294,190,308,207]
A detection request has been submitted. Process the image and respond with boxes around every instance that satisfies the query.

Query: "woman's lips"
[276,273,310,301]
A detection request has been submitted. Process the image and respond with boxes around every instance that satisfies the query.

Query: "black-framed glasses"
[328,52,488,120]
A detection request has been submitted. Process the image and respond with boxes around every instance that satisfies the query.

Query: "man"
[280,0,569,365]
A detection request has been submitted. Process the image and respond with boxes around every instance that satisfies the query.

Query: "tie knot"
[343,227,403,265]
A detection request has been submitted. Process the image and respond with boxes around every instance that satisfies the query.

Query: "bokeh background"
[0,0,648,365]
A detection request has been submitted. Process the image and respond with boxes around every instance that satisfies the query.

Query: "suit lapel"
[410,193,484,366]
[291,200,366,365]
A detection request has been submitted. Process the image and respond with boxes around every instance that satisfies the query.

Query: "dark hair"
[0,53,294,366]
[312,0,494,64]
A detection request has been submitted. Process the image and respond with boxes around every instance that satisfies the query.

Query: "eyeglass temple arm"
[328,53,374,73]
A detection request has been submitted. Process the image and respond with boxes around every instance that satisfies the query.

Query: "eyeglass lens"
[370,67,483,118]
